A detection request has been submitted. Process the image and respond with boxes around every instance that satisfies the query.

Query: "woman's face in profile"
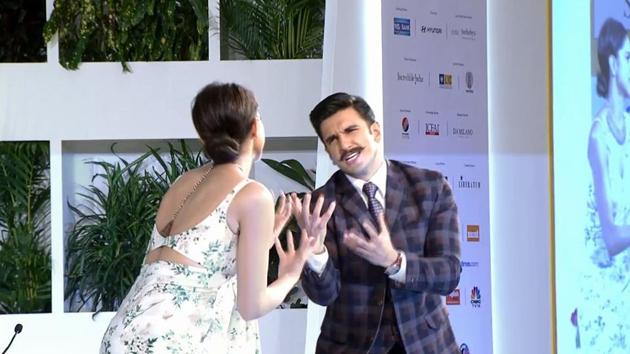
[614,37,630,98]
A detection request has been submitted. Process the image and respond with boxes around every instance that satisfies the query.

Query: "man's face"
[319,107,384,180]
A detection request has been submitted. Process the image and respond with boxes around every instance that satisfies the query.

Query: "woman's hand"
[273,193,292,239]
[275,229,320,281]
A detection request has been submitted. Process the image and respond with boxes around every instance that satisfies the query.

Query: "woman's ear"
[250,118,259,137]
[609,53,619,77]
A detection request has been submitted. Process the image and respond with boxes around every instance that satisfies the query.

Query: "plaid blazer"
[302,160,462,354]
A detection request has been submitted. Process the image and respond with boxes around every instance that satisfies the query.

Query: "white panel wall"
[488,1,553,354]
[0,60,321,141]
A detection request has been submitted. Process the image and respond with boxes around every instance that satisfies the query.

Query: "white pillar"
[306,1,383,353]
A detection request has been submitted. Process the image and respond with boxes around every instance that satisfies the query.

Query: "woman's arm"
[232,182,312,320]
[588,122,630,256]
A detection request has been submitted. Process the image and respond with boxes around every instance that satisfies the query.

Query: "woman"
[581,17,630,353]
[100,82,326,353]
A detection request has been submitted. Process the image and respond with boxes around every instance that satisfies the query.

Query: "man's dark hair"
[309,92,376,140]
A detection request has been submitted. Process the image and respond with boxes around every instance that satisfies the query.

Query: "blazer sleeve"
[398,175,462,295]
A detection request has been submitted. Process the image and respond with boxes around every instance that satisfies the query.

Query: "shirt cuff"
[306,247,329,276]
[388,251,407,283]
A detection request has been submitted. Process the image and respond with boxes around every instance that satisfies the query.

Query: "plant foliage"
[219,0,325,60]
[261,158,315,308]
[65,141,205,312]
[0,142,51,314]
[43,0,209,71]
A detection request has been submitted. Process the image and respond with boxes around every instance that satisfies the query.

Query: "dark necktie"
[362,182,384,225]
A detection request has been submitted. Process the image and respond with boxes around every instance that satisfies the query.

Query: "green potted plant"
[219,0,325,60]
[262,158,315,308]
[65,141,205,312]
[0,141,51,314]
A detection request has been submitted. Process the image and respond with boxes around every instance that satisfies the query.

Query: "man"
[292,92,461,354]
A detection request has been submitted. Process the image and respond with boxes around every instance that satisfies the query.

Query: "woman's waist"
[138,260,234,289]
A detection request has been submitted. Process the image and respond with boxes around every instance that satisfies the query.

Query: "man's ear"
[370,121,382,142]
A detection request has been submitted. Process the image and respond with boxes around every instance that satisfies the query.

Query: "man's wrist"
[384,250,403,276]
[314,244,326,255]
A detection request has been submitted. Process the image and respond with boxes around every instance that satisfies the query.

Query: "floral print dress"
[580,115,630,354]
[100,179,260,354]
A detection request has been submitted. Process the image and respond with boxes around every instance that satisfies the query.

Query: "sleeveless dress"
[100,179,260,354]
[580,114,630,353]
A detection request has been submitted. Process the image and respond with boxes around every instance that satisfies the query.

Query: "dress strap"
[163,166,213,236]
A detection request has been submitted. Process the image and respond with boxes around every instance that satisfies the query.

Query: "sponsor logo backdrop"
[382,1,491,353]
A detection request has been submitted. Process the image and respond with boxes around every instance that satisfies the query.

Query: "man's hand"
[343,212,398,267]
[289,193,336,254]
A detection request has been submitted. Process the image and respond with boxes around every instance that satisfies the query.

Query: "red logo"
[446,289,461,305]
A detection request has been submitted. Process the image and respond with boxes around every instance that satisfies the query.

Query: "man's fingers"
[322,201,336,223]
[361,219,379,238]
[377,212,387,233]
[301,193,312,225]
[299,228,308,243]
[343,231,372,257]
[312,195,325,218]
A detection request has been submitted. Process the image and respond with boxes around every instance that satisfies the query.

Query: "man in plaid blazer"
[293,92,462,354]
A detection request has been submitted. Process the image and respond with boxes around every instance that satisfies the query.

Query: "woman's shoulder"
[228,180,274,222]
[234,179,272,203]
[590,110,608,139]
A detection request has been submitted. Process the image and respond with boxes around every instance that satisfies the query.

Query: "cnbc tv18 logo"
[439,73,452,89]
[394,18,411,36]
[470,286,481,308]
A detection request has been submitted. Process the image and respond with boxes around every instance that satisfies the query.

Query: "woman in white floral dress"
[580,17,630,354]
[100,82,331,354]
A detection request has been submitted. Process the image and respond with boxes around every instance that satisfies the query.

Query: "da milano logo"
[470,286,481,308]
[466,225,480,242]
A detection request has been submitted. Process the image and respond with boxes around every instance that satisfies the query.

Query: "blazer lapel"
[385,161,406,246]
[333,171,371,231]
